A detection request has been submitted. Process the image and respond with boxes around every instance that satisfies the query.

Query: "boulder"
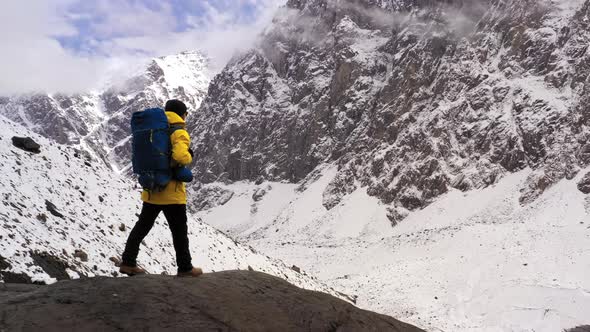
[252,188,267,202]
[109,256,121,267]
[73,250,88,262]
[45,200,65,219]
[11,136,41,154]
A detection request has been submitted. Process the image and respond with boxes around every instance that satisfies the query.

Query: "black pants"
[122,203,193,273]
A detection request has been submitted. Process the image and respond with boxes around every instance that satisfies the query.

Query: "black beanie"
[165,99,187,117]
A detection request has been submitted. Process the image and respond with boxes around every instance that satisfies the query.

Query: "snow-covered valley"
[197,166,590,331]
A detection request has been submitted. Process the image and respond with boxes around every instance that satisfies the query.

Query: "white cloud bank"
[0,1,104,95]
[105,0,285,74]
[0,0,285,95]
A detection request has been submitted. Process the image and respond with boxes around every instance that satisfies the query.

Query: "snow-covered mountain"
[0,51,210,172]
[188,0,590,223]
[0,114,345,299]
[181,0,590,331]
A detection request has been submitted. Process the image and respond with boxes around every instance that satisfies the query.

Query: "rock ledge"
[0,270,423,332]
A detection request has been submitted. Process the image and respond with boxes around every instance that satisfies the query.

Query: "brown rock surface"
[0,270,424,332]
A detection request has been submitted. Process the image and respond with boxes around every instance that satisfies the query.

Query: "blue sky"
[0,0,285,94]
[58,0,272,55]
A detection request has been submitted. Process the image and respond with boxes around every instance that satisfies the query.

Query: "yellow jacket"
[141,112,192,205]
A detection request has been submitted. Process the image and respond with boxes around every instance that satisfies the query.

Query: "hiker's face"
[182,112,188,120]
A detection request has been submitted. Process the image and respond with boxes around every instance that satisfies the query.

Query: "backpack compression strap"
[168,124,186,167]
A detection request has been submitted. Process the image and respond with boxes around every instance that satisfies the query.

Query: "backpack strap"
[168,124,185,167]
[168,124,184,136]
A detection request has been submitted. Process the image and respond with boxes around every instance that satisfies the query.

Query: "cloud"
[334,0,490,38]
[0,0,286,95]
[80,1,176,39]
[0,1,106,95]
[105,0,286,72]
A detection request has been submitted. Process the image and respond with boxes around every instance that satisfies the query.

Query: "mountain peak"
[0,49,212,171]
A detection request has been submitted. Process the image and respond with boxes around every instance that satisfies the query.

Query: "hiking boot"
[177,267,203,278]
[119,264,147,276]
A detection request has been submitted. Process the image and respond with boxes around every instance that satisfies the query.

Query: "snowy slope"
[0,115,346,300]
[196,166,590,331]
[153,51,211,99]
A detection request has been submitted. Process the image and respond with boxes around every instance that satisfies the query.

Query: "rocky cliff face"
[0,51,210,172]
[189,0,590,223]
[0,93,104,145]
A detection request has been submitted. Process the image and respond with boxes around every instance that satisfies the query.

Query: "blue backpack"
[131,108,193,191]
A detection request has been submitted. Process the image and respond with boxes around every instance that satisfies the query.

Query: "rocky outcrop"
[0,271,423,332]
[189,0,590,223]
[567,326,590,332]
[189,185,235,211]
[578,172,590,194]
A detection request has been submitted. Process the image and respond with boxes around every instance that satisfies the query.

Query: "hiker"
[119,99,203,277]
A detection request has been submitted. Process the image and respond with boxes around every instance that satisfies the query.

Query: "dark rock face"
[567,326,590,332]
[30,251,71,281]
[189,0,590,223]
[189,185,235,211]
[11,136,40,153]
[323,169,357,210]
[578,172,590,194]
[0,271,423,332]
[0,255,10,270]
[0,271,33,284]
[2,95,99,145]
